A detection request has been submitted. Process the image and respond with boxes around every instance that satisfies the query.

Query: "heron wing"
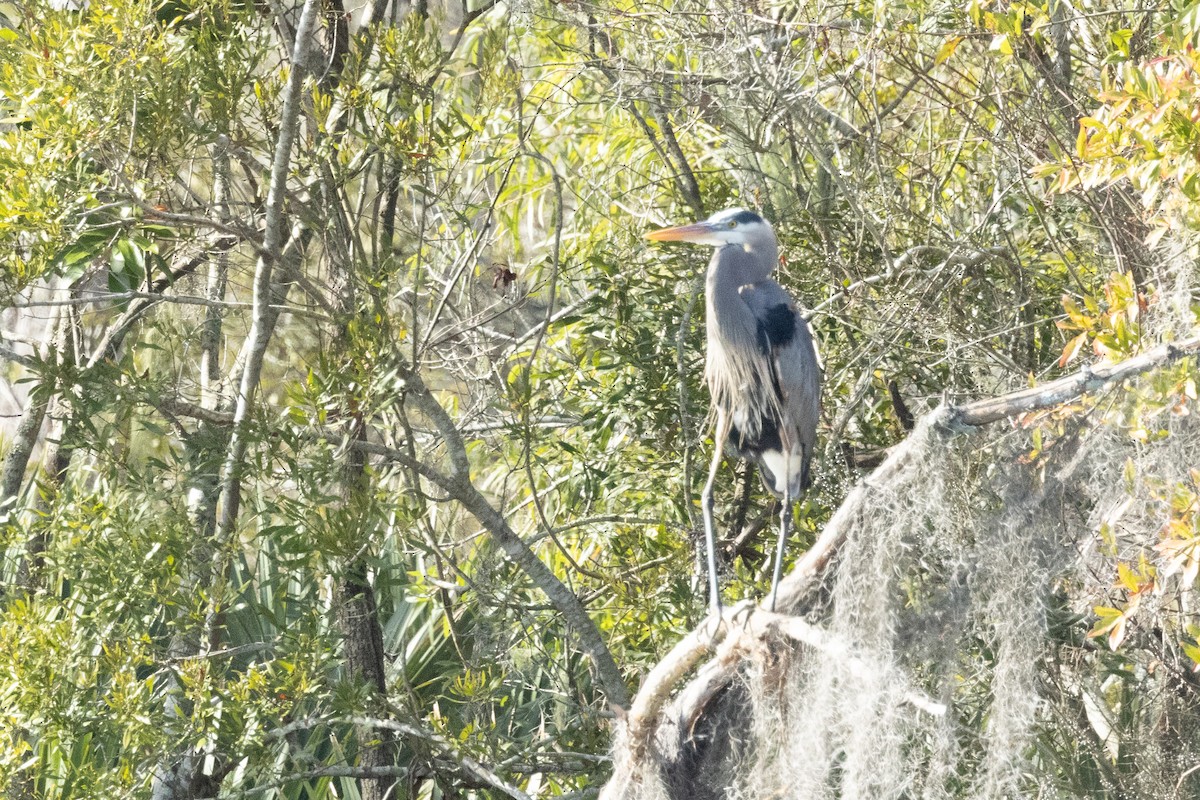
[740,281,822,492]
[769,309,821,447]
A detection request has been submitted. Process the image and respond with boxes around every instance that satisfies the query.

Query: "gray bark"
[213,0,319,543]
[401,368,632,709]
[151,5,320,798]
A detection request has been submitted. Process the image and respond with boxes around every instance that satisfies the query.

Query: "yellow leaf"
[1058,331,1088,368]
[936,36,964,65]
[1061,295,1093,328]
[1181,640,1200,670]
[1117,561,1140,592]
[1076,123,1089,158]
[1108,616,1127,650]
[1145,223,1170,250]
[1088,606,1124,642]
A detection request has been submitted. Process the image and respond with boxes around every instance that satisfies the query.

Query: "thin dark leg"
[701,411,731,617]
[769,436,797,612]
[770,489,790,612]
[770,442,810,611]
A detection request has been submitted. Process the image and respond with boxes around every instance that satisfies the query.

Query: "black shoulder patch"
[757,304,796,352]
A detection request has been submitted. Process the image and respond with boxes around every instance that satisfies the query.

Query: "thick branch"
[401,369,632,709]
[782,334,1200,610]
[951,334,1200,427]
[213,0,319,542]
[0,306,63,511]
[150,12,322,795]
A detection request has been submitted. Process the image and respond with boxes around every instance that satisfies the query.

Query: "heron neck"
[703,246,772,420]
[748,240,778,273]
[705,249,756,337]
[705,242,777,291]
[706,252,740,294]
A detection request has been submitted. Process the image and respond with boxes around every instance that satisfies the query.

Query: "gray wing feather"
[740,280,822,492]
[773,315,821,450]
[739,282,822,413]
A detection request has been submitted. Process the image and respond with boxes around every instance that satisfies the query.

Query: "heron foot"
[700,604,725,645]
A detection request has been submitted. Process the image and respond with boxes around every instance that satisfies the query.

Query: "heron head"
[645,208,776,252]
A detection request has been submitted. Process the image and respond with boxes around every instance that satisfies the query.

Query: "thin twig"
[6,289,324,319]
[261,715,531,800]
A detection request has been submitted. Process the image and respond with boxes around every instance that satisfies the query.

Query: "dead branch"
[262,715,531,800]
[400,367,633,709]
[951,334,1200,426]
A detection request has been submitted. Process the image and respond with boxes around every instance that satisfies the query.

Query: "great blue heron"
[646,208,821,614]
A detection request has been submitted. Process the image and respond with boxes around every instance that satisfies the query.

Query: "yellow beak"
[644,221,712,242]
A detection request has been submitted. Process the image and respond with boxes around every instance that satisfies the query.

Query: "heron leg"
[701,411,731,617]
[770,459,791,613]
[772,484,792,618]
[770,442,812,611]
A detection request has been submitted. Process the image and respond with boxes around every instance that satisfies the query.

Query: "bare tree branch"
[399,368,633,709]
[7,290,323,321]
[950,334,1200,426]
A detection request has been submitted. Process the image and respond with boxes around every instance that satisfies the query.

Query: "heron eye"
[727,221,737,228]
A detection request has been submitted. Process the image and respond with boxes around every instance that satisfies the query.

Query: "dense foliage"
[0,0,1198,797]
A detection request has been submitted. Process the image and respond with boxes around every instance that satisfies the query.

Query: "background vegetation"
[0,0,1198,797]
